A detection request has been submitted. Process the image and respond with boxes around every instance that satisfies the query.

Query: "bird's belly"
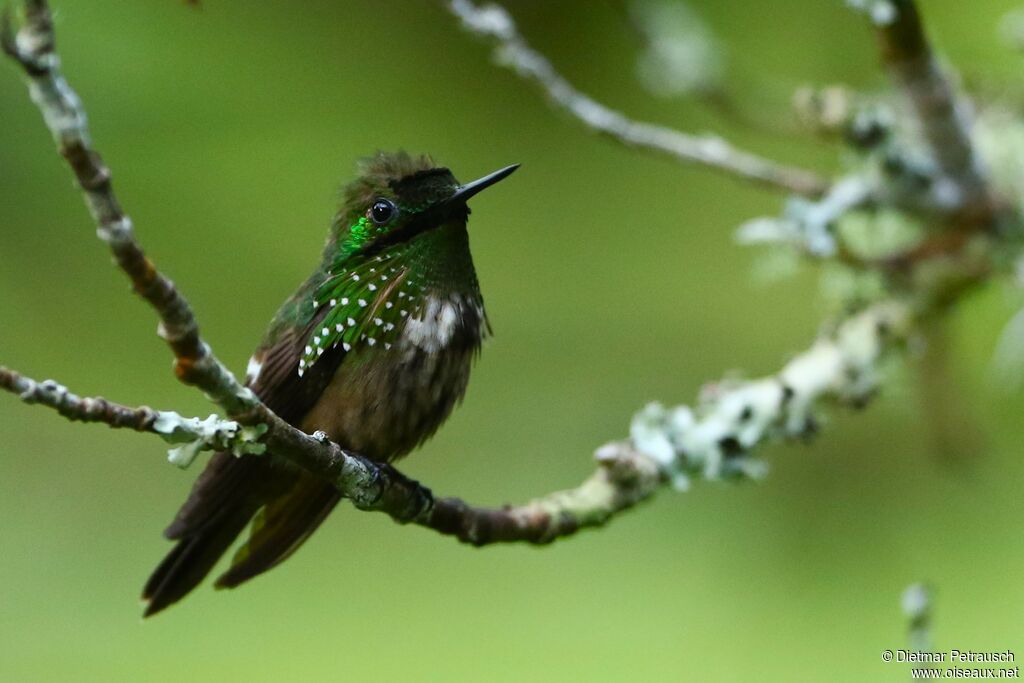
[299,345,474,462]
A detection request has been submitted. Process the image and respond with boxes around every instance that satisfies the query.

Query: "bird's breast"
[299,294,485,461]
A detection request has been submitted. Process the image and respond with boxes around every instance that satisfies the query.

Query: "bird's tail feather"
[215,472,341,589]
[142,453,340,616]
[142,497,260,617]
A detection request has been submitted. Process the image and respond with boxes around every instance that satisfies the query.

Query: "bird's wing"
[143,307,350,616]
[164,306,346,541]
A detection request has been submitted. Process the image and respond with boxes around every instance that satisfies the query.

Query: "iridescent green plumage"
[292,154,493,373]
[142,152,516,616]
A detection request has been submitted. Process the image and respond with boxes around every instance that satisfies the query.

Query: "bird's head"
[297,152,516,374]
[331,151,518,260]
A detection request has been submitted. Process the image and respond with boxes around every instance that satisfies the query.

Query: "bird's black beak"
[448,164,519,205]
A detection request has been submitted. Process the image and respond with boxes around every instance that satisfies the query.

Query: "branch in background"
[852,0,992,223]
[901,582,933,652]
[446,0,829,197]
[630,300,913,489]
[737,175,879,261]
[0,0,1005,549]
[742,0,1005,276]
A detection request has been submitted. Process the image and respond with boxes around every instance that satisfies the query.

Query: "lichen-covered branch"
[629,300,913,490]
[0,0,1009,551]
[0,0,669,546]
[445,0,829,197]
[2,366,162,433]
[0,296,916,547]
[737,175,879,261]
[414,298,917,545]
[851,0,992,222]
[0,296,914,546]
[740,0,1006,275]
[0,366,264,466]
[420,443,663,544]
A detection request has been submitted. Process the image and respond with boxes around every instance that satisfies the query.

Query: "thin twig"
[901,583,933,652]
[0,366,265,466]
[445,0,829,197]
[1,366,161,433]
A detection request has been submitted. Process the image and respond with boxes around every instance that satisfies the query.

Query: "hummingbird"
[142,152,517,616]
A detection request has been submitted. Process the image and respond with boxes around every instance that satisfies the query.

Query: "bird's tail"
[215,471,341,589]
[142,496,259,617]
[142,452,340,617]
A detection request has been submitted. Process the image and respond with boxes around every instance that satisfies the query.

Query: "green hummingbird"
[142,152,517,616]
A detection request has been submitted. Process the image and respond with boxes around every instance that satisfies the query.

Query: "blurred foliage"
[1,1,1023,681]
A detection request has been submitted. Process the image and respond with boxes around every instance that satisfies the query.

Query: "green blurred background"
[1,1,1022,680]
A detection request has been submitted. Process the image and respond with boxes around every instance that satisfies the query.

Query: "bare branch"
[421,443,662,544]
[1,366,162,433]
[445,0,829,197]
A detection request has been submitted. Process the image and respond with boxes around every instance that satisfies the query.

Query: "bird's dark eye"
[370,199,398,226]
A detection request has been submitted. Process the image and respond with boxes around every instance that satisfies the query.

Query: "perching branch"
[445,0,829,197]
[0,0,668,544]
[0,297,917,546]
[0,0,1015,550]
